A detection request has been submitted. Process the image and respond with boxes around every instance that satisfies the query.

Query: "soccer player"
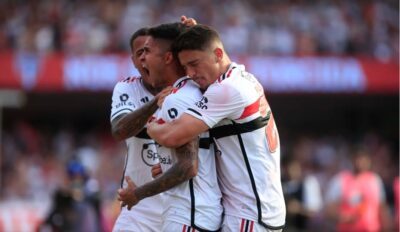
[110,27,168,231]
[118,23,223,231]
[147,24,286,231]
[110,16,197,232]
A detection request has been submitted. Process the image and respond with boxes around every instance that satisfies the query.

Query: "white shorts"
[222,215,283,232]
[112,207,162,232]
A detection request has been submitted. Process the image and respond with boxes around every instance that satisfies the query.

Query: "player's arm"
[111,87,172,141]
[147,113,209,148]
[118,138,199,209]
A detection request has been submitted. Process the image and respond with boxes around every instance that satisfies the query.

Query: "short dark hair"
[148,22,188,51]
[129,27,149,52]
[172,24,221,56]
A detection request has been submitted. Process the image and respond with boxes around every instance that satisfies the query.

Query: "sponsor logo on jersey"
[141,142,172,166]
[195,96,208,110]
[167,108,178,119]
[115,93,134,108]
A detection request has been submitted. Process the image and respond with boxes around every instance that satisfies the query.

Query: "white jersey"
[156,77,223,231]
[110,76,163,229]
[185,63,286,229]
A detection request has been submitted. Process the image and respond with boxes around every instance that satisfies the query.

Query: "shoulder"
[120,76,141,84]
[171,78,202,99]
[205,80,242,104]
[113,76,142,91]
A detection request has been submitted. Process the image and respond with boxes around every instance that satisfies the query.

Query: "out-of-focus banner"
[0,52,398,93]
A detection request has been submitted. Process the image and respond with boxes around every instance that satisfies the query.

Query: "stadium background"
[0,0,398,231]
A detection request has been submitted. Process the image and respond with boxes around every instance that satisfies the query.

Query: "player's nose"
[186,67,196,78]
[139,51,146,62]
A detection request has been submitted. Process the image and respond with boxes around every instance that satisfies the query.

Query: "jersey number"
[260,96,279,153]
[140,97,149,103]
[265,115,279,153]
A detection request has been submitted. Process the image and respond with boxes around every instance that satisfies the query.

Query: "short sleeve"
[185,83,245,128]
[158,85,202,123]
[110,82,137,122]
[158,95,185,123]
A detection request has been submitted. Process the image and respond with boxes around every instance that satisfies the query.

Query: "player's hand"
[117,176,139,210]
[151,163,163,178]
[147,120,161,141]
[155,86,173,107]
[181,15,197,27]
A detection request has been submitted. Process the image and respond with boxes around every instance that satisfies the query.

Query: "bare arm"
[118,138,199,209]
[111,87,172,141]
[136,138,199,198]
[111,99,158,141]
[147,113,209,148]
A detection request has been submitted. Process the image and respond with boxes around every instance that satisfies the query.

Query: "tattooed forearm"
[111,98,158,141]
[135,138,199,201]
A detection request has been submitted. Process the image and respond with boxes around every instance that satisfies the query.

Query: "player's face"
[178,49,220,90]
[131,35,149,80]
[140,37,168,88]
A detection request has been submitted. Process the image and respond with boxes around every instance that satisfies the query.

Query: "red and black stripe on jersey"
[120,76,139,83]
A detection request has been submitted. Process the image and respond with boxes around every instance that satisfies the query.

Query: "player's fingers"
[125,176,136,188]
[184,18,197,26]
[180,15,187,22]
[153,163,161,169]
[151,164,162,178]
[117,189,126,200]
[157,97,165,107]
[162,86,173,93]
[121,201,127,208]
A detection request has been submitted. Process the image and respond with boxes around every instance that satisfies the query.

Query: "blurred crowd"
[1,121,124,231]
[1,120,398,230]
[0,0,398,60]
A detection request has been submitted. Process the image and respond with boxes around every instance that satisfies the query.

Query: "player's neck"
[220,57,232,76]
[163,65,185,86]
[142,79,161,96]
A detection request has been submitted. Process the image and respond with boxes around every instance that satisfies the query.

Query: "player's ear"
[164,51,173,64]
[214,48,223,62]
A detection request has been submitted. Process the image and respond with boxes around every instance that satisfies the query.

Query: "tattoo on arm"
[135,138,199,200]
[111,98,158,140]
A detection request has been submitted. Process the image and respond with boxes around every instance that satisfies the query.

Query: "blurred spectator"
[282,157,323,231]
[0,0,398,59]
[39,159,103,232]
[324,146,393,231]
[0,119,397,231]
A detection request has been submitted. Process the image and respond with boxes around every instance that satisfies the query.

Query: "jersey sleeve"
[159,82,203,123]
[185,83,245,128]
[110,81,137,122]
[158,96,180,122]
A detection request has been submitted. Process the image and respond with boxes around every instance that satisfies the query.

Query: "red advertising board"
[0,52,398,93]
